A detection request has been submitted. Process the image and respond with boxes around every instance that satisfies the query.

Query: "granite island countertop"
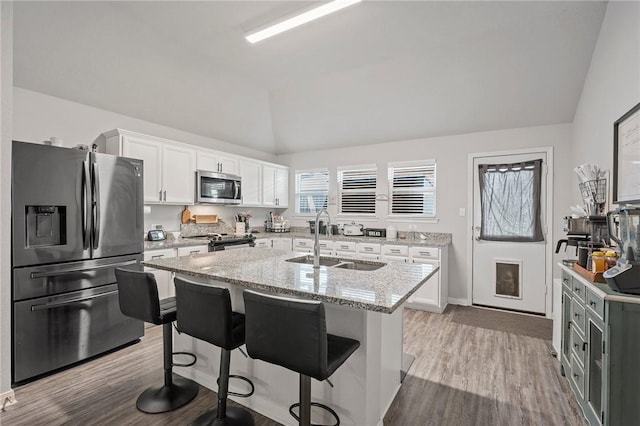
[143,248,439,314]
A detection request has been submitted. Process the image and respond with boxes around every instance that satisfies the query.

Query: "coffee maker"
[603,207,640,294]
[556,216,608,266]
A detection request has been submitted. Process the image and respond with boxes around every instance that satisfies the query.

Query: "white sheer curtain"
[479,160,544,242]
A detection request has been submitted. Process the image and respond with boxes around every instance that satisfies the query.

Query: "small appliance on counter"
[364,228,386,237]
[557,216,609,271]
[147,229,167,241]
[343,222,364,236]
[604,207,640,294]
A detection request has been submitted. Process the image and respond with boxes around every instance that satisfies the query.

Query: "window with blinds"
[388,161,436,217]
[295,169,329,214]
[338,166,377,215]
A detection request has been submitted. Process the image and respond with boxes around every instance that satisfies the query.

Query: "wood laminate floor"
[1,306,586,426]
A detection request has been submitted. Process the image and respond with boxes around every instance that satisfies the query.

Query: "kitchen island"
[143,248,439,425]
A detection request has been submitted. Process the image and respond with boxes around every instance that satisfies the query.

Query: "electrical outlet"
[459,208,466,216]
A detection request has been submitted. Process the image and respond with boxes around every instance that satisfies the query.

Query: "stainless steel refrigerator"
[11,141,145,383]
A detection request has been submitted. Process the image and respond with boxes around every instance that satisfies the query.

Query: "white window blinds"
[338,166,377,215]
[388,161,436,217]
[295,169,329,214]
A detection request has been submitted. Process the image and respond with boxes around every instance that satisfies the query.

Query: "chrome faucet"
[314,208,331,269]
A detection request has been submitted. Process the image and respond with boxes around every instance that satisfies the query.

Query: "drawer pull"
[574,313,580,318]
[574,343,580,348]
[152,255,164,259]
[573,373,579,379]
[589,301,597,307]
[189,250,199,254]
[365,247,373,251]
[574,287,581,292]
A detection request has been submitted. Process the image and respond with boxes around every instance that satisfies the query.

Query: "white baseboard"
[1,389,17,410]
[447,297,469,306]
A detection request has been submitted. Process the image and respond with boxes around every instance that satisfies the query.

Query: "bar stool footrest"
[289,401,340,426]
[173,351,197,367]
[221,374,254,398]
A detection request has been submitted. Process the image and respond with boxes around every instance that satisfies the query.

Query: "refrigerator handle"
[92,162,101,249]
[29,259,138,279]
[30,290,118,311]
[82,160,91,250]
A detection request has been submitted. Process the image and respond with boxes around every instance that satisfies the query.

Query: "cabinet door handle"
[582,342,588,351]
[574,313,580,318]
[574,343,580,349]
[589,301,597,307]
[159,190,163,201]
[163,190,167,201]
[152,254,164,259]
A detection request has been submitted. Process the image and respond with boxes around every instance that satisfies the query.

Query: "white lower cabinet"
[272,238,292,251]
[177,245,209,256]
[357,242,381,260]
[144,244,208,299]
[255,238,272,249]
[255,238,292,251]
[143,248,177,300]
[406,246,449,313]
[293,238,314,253]
[382,244,409,263]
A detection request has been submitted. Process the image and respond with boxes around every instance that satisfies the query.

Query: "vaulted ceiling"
[13,1,606,154]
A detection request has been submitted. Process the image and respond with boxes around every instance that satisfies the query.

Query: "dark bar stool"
[115,268,199,413]
[243,290,360,426]
[174,277,255,426]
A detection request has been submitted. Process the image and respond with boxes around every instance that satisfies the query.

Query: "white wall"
[280,123,574,302]
[12,88,278,164]
[12,88,287,235]
[572,0,640,202]
[0,0,13,398]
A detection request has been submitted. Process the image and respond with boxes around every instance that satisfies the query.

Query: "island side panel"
[172,275,403,426]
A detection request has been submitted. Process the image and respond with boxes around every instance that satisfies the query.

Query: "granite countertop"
[145,230,452,251]
[558,263,640,305]
[257,230,452,247]
[144,234,211,251]
[143,248,439,314]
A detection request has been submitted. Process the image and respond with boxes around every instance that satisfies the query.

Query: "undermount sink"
[286,255,342,267]
[286,255,386,271]
[334,261,385,271]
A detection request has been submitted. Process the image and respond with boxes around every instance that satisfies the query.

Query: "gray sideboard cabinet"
[559,264,640,426]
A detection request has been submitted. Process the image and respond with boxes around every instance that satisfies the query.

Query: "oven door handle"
[30,290,118,311]
[30,260,138,279]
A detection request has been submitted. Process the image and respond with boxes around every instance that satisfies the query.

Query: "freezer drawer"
[13,283,143,383]
[13,254,142,301]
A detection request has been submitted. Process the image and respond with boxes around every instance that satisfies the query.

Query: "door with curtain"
[472,152,548,314]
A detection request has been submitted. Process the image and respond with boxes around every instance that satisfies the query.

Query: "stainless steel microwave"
[195,170,242,204]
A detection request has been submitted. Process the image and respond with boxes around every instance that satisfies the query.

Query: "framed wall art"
[613,102,640,204]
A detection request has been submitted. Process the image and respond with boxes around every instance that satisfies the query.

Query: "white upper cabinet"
[105,129,195,204]
[239,159,262,206]
[197,150,239,175]
[262,165,289,208]
[161,144,196,204]
[121,134,162,203]
[102,129,287,207]
[275,167,289,208]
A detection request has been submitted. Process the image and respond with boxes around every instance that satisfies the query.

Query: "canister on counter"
[591,251,606,273]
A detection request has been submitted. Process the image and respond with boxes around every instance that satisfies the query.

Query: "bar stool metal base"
[136,375,199,414]
[190,406,255,426]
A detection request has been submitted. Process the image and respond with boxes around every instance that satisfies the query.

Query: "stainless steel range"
[184,233,256,251]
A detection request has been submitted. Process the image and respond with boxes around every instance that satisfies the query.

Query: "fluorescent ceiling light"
[246,0,361,44]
